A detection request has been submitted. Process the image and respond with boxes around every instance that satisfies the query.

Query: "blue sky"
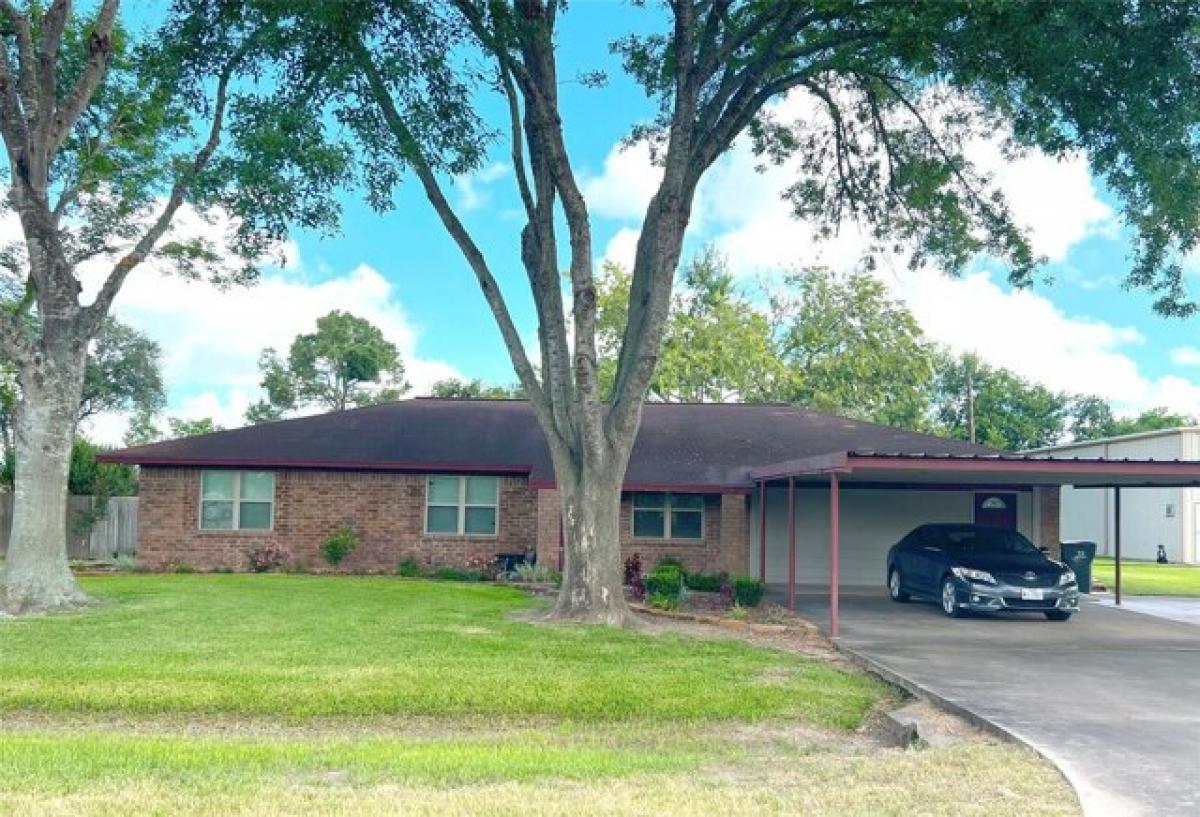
[83,1,1200,441]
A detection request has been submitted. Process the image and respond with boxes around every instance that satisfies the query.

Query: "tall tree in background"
[0,1,348,612]
[933,353,1072,450]
[429,378,523,399]
[245,310,409,423]
[1,316,164,471]
[1071,402,1196,442]
[206,0,1200,623]
[771,268,935,429]
[595,253,783,402]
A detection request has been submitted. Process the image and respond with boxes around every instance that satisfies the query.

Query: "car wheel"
[888,568,910,602]
[1044,610,1073,622]
[940,577,964,618]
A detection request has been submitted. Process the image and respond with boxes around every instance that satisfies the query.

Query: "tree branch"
[0,1,39,127]
[81,26,239,334]
[349,40,560,443]
[47,0,118,154]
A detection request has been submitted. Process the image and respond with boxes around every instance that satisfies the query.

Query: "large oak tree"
[250,0,1200,623]
[0,1,347,612]
[190,0,1200,623]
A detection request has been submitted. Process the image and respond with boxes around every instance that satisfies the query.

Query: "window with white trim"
[200,471,274,530]
[426,476,499,536]
[632,492,703,539]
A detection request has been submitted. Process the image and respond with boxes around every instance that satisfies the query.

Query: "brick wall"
[138,467,752,576]
[617,493,725,574]
[1036,485,1062,558]
[137,468,536,572]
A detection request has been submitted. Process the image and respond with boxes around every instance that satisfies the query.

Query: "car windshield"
[932,527,1042,556]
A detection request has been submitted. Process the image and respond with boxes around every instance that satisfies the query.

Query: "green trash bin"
[1059,541,1097,594]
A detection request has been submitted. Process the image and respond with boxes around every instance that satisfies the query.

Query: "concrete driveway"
[794,591,1200,817]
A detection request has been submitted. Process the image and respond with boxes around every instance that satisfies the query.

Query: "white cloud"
[963,142,1116,261]
[96,262,459,439]
[581,97,1195,419]
[1171,346,1200,366]
[581,142,661,222]
[454,161,510,212]
[4,196,461,445]
[602,227,641,269]
[583,89,1116,278]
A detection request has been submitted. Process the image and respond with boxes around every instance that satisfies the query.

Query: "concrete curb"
[832,639,1086,813]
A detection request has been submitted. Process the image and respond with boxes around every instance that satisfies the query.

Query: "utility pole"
[965,356,976,444]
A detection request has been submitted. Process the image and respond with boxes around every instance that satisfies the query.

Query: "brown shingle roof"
[103,398,1002,489]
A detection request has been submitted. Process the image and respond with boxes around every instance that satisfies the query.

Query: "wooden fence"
[0,495,138,560]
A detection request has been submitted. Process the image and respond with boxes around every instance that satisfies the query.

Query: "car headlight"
[951,566,996,584]
[1058,570,1077,586]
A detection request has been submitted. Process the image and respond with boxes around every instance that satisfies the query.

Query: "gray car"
[886,524,1081,620]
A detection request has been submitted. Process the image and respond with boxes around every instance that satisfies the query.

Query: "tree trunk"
[551,451,634,625]
[1,343,90,614]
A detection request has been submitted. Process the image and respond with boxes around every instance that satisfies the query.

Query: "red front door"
[974,492,1017,529]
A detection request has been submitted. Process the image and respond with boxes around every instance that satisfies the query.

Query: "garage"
[746,450,1200,635]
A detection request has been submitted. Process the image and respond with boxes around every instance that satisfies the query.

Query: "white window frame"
[424,475,500,537]
[198,470,275,532]
[631,492,704,540]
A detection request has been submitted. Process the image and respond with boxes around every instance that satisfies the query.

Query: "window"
[200,471,274,530]
[425,476,499,536]
[632,493,703,539]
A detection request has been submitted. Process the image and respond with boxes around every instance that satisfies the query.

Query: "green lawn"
[0,575,880,725]
[0,575,1077,815]
[1092,557,1200,596]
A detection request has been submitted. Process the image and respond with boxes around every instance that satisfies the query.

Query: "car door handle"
[922,546,942,553]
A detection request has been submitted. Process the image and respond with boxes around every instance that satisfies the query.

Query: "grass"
[0,575,881,725]
[0,575,1078,815]
[1092,557,1200,596]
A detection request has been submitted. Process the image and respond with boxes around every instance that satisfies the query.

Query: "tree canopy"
[153,0,1200,623]
[245,310,408,422]
[428,378,523,399]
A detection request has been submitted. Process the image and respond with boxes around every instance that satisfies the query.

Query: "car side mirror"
[1038,546,1050,554]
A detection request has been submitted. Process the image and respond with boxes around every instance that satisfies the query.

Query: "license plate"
[1020,588,1045,601]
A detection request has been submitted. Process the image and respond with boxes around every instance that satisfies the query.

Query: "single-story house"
[103,398,1200,633]
[1033,427,1200,564]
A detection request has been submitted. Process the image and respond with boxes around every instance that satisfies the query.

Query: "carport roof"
[749,450,1200,488]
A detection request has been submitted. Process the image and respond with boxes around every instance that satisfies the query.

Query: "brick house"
[104,398,1200,588]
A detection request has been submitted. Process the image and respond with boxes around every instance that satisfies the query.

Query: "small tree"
[245,310,409,422]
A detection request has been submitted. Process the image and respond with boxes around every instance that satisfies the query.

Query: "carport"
[747,450,1200,636]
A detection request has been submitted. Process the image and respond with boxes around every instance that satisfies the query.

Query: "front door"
[974,492,1017,529]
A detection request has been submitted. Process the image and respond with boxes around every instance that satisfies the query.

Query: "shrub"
[465,554,501,580]
[727,603,749,621]
[644,565,684,601]
[623,552,643,585]
[433,566,486,582]
[397,557,427,578]
[656,557,685,571]
[321,526,359,566]
[732,575,765,607]
[647,591,679,611]
[509,562,559,584]
[684,572,723,593]
[170,561,196,574]
[246,543,291,573]
[112,554,146,573]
